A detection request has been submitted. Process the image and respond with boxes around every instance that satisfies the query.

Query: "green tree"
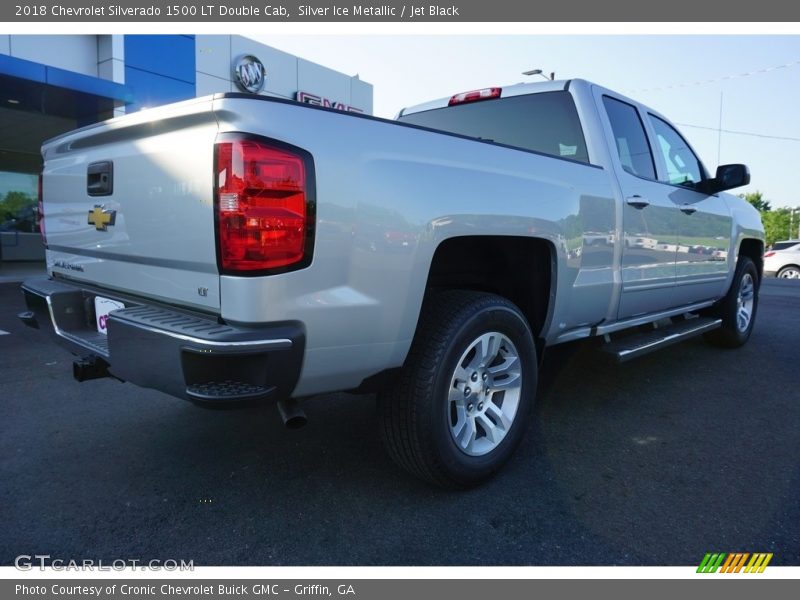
[0,190,35,221]
[762,209,792,247]
[734,190,799,246]
[739,190,771,213]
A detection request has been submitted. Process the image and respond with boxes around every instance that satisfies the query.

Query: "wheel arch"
[423,235,556,346]
[738,238,764,282]
[353,235,556,394]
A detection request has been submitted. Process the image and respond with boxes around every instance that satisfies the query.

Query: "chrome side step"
[602,317,722,363]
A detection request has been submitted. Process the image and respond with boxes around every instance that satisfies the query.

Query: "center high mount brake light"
[448,87,502,106]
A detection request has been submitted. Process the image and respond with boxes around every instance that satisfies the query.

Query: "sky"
[258,34,800,209]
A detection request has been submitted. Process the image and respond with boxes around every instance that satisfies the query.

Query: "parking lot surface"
[1,279,798,565]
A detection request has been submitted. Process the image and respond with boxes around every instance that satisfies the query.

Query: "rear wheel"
[378,290,536,488]
[777,265,800,279]
[704,255,759,348]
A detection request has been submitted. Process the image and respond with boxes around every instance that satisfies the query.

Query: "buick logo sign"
[233,55,265,93]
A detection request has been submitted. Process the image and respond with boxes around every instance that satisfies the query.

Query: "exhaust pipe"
[73,356,110,382]
[277,398,307,429]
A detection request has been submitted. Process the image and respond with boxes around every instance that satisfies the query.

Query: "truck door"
[644,113,733,305]
[599,94,679,318]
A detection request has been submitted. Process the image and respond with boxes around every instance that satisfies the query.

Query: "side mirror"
[699,164,750,195]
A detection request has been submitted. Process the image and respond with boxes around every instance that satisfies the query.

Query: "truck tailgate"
[41,96,220,312]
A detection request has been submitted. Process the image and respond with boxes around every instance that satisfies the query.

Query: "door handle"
[87,161,113,196]
[626,196,650,210]
[680,204,697,215]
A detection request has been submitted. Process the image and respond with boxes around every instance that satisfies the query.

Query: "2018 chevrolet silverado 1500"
[19,79,764,487]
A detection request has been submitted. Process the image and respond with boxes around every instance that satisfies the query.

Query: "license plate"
[94,296,125,335]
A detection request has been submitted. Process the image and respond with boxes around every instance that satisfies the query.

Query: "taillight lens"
[37,173,46,242]
[448,87,502,106]
[215,138,311,273]
[763,251,775,257]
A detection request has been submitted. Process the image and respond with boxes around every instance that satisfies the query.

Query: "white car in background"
[764,240,800,279]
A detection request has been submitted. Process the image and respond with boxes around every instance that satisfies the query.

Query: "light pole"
[522,69,555,81]
[790,207,800,240]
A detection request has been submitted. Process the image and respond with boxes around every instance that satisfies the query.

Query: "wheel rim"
[447,331,522,457]
[778,267,800,279]
[736,272,755,332]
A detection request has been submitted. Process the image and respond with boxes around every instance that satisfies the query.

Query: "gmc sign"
[296,91,364,114]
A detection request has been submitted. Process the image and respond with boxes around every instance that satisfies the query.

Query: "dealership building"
[0,34,373,264]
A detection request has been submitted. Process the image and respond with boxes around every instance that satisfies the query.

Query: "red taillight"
[448,87,502,106]
[764,251,775,257]
[215,138,311,273]
[37,173,46,242]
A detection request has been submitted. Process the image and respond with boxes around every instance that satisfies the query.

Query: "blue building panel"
[46,66,133,102]
[124,35,196,84]
[0,53,132,102]
[0,53,47,84]
[124,66,196,113]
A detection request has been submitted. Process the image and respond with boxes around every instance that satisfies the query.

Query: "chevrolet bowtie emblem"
[87,205,116,231]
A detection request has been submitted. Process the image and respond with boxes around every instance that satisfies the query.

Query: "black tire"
[378,290,537,488]
[777,265,800,279]
[703,255,759,348]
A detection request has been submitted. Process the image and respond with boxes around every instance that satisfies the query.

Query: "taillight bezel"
[213,132,317,277]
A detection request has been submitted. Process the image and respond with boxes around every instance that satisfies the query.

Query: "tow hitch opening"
[73,356,110,382]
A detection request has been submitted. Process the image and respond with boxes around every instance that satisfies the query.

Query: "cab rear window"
[397,90,590,164]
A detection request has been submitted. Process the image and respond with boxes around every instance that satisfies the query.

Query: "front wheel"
[378,290,537,488]
[704,255,759,348]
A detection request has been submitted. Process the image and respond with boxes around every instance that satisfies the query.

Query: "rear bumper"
[764,269,778,278]
[19,277,305,404]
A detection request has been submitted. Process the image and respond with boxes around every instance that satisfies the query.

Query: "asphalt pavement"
[1,278,798,566]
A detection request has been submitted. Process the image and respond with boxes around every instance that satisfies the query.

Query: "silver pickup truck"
[20,78,764,487]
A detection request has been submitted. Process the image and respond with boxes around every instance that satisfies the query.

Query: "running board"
[602,317,722,363]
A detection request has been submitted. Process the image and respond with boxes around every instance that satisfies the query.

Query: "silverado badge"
[87,205,116,231]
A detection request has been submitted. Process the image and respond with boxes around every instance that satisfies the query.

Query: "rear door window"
[602,96,656,180]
